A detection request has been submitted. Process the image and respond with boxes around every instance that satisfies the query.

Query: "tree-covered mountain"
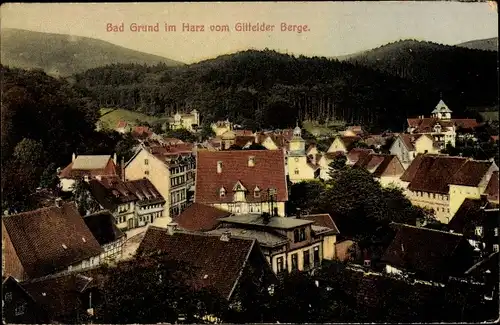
[73,44,496,132]
[344,39,497,112]
[456,37,498,51]
[0,28,183,77]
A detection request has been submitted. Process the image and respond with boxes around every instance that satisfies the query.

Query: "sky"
[1,2,498,64]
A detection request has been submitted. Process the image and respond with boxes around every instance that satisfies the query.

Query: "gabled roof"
[87,176,165,211]
[332,136,361,151]
[21,272,96,322]
[59,155,117,179]
[484,171,499,202]
[218,214,314,230]
[407,117,478,133]
[354,154,402,178]
[381,223,475,281]
[449,160,494,187]
[431,99,452,113]
[136,227,263,300]
[83,210,125,246]
[195,150,288,203]
[401,155,481,194]
[302,214,340,234]
[448,198,499,236]
[234,130,254,136]
[346,148,374,165]
[174,203,232,231]
[2,202,102,278]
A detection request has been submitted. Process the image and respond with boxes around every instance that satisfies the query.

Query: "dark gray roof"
[218,214,314,229]
[207,227,288,247]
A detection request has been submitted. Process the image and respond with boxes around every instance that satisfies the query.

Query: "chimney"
[55,198,63,208]
[217,161,223,174]
[296,208,301,219]
[72,153,76,162]
[166,222,178,235]
[95,175,102,181]
[220,231,231,242]
[113,153,118,165]
[248,156,255,167]
[121,156,125,181]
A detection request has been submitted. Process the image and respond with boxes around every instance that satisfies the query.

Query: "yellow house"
[400,154,498,224]
[287,126,320,183]
[124,144,196,221]
[414,134,440,155]
[195,150,288,216]
[211,120,233,136]
[327,136,361,153]
[168,109,200,132]
[208,213,339,274]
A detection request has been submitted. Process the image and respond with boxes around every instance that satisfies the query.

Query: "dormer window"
[248,156,255,167]
[433,124,442,133]
[254,186,261,198]
[219,187,226,198]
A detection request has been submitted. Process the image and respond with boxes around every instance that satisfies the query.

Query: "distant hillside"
[344,39,497,110]
[0,28,183,76]
[457,37,498,51]
[98,108,168,130]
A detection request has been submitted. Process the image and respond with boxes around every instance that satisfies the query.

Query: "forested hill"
[0,28,183,77]
[345,40,498,110]
[456,37,498,52]
[73,46,496,132]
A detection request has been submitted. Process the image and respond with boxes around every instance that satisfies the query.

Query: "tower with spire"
[431,97,452,120]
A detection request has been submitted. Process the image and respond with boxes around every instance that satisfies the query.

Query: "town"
[2,95,499,323]
[1,2,498,323]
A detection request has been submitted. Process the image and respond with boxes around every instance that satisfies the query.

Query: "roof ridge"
[391,222,463,236]
[4,201,75,218]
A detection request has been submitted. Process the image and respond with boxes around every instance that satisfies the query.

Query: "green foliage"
[39,162,61,191]
[327,156,348,177]
[164,128,197,143]
[287,180,326,215]
[199,123,216,141]
[72,180,100,216]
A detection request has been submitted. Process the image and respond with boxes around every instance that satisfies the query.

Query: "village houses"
[406,99,479,149]
[211,120,233,136]
[390,133,441,168]
[194,150,288,216]
[167,109,200,132]
[354,153,406,188]
[2,201,103,282]
[83,176,166,230]
[400,154,498,223]
[124,141,196,220]
[207,213,339,274]
[58,154,119,192]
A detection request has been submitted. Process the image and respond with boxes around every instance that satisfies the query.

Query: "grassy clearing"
[98,108,169,129]
[302,120,345,137]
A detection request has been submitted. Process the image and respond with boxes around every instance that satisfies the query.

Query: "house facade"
[168,109,200,132]
[406,100,479,149]
[390,134,440,168]
[83,210,126,261]
[195,150,288,216]
[327,136,361,154]
[2,202,103,281]
[124,143,196,220]
[354,153,406,188]
[211,120,233,136]
[58,154,118,192]
[208,213,339,274]
[400,154,498,224]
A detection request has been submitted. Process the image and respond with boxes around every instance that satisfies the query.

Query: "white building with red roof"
[195,150,288,216]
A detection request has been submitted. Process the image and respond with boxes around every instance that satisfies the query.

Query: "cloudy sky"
[1,2,498,63]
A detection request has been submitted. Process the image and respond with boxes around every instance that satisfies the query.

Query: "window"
[276,256,284,273]
[274,207,278,216]
[291,253,299,270]
[15,303,26,316]
[303,250,310,269]
[493,244,499,252]
[313,246,320,266]
[254,188,261,198]
[475,226,484,237]
[294,228,306,242]
[494,228,498,237]
[294,169,299,175]
[144,159,149,165]
[5,292,12,302]
[145,170,149,176]
[219,188,226,198]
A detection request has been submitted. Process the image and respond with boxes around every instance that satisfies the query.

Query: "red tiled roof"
[400,153,427,182]
[347,148,374,165]
[407,118,478,133]
[399,134,416,151]
[453,119,479,130]
[131,126,153,139]
[195,150,288,203]
[381,223,475,281]
[449,160,493,187]
[448,198,498,236]
[174,203,232,231]
[484,171,499,202]
[354,154,401,178]
[59,157,117,179]
[147,143,194,158]
[302,214,340,234]
[2,202,102,278]
[234,136,256,148]
[323,151,346,160]
[137,227,260,299]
